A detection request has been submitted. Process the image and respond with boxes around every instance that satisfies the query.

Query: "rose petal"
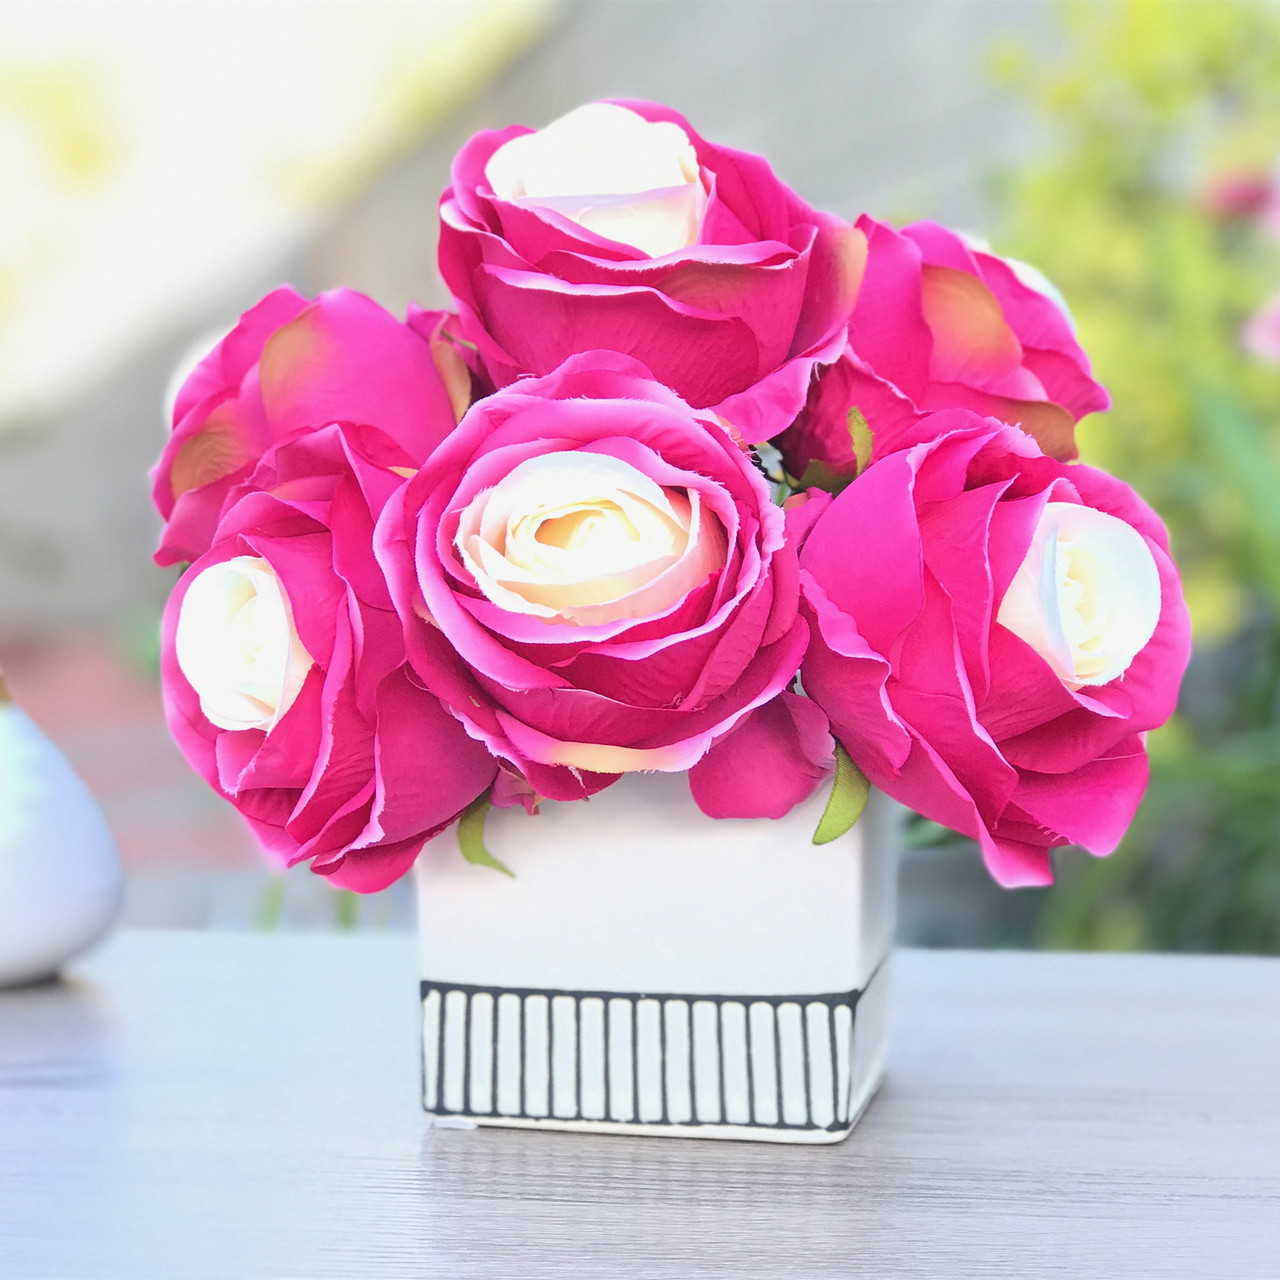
[688,691,834,819]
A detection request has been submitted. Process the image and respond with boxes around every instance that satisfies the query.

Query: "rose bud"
[437,100,863,442]
[161,423,497,891]
[779,220,1109,485]
[152,287,473,566]
[797,410,1190,887]
[374,351,809,808]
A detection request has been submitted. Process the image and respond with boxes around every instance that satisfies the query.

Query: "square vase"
[415,771,897,1143]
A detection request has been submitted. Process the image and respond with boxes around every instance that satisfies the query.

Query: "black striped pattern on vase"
[420,963,887,1133]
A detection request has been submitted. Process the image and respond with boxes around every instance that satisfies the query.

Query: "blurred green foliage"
[989,0,1280,951]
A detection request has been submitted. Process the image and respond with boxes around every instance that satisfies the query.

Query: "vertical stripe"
[720,1001,751,1126]
[523,994,550,1118]
[776,1002,807,1127]
[495,993,523,1117]
[833,1002,854,1126]
[468,992,495,1115]
[551,995,578,1119]
[749,1002,779,1127]
[806,1001,836,1130]
[578,998,606,1121]
[635,999,663,1123]
[441,990,468,1113]
[663,1000,692,1124]
[422,988,442,1112]
[691,1000,721,1124]
[608,996,634,1122]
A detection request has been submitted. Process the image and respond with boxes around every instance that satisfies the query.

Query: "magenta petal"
[171,287,307,428]
[518,757,621,803]
[799,571,912,777]
[782,488,832,554]
[799,450,925,654]
[363,666,496,843]
[154,463,253,567]
[314,835,427,893]
[218,667,325,794]
[689,692,833,819]
[978,625,1085,743]
[469,267,763,407]
[1010,736,1149,855]
[848,216,933,402]
[490,766,541,813]
[917,481,1010,702]
[979,833,1056,888]
[971,249,1109,418]
[257,289,457,462]
[712,327,845,443]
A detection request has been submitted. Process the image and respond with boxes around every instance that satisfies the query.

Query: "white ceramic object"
[0,687,124,987]
[415,770,897,1143]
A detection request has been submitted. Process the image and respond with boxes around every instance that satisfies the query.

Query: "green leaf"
[334,889,359,931]
[847,406,874,476]
[813,744,870,845]
[457,791,515,877]
[795,407,873,496]
[253,876,286,932]
[798,459,854,496]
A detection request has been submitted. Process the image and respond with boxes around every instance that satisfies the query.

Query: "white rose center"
[997,501,1161,689]
[484,102,707,258]
[456,451,727,626]
[176,555,315,731]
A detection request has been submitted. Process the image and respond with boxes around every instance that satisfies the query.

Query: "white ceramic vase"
[415,770,897,1143]
[0,685,124,988]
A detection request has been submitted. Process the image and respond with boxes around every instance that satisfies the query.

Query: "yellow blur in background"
[0,0,552,429]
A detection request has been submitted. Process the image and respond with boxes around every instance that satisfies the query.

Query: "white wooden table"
[1,932,1277,1278]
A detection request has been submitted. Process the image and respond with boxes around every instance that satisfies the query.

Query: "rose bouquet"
[153,100,1188,891]
[151,102,1190,1138]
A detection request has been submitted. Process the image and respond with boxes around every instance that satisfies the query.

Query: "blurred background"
[3,0,1280,948]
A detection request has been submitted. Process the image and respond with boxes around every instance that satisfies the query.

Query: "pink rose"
[437,101,863,441]
[152,287,472,566]
[160,422,497,891]
[779,219,1110,484]
[374,351,808,804]
[797,411,1190,886]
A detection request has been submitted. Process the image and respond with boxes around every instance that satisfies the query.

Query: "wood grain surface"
[1,932,1277,1278]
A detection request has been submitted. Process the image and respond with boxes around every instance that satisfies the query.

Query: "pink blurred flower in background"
[437,101,864,442]
[161,423,496,891]
[1202,171,1276,221]
[1199,166,1280,364]
[779,219,1110,485]
[151,287,471,566]
[1243,291,1280,363]
[374,351,811,810]
[797,411,1190,887]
